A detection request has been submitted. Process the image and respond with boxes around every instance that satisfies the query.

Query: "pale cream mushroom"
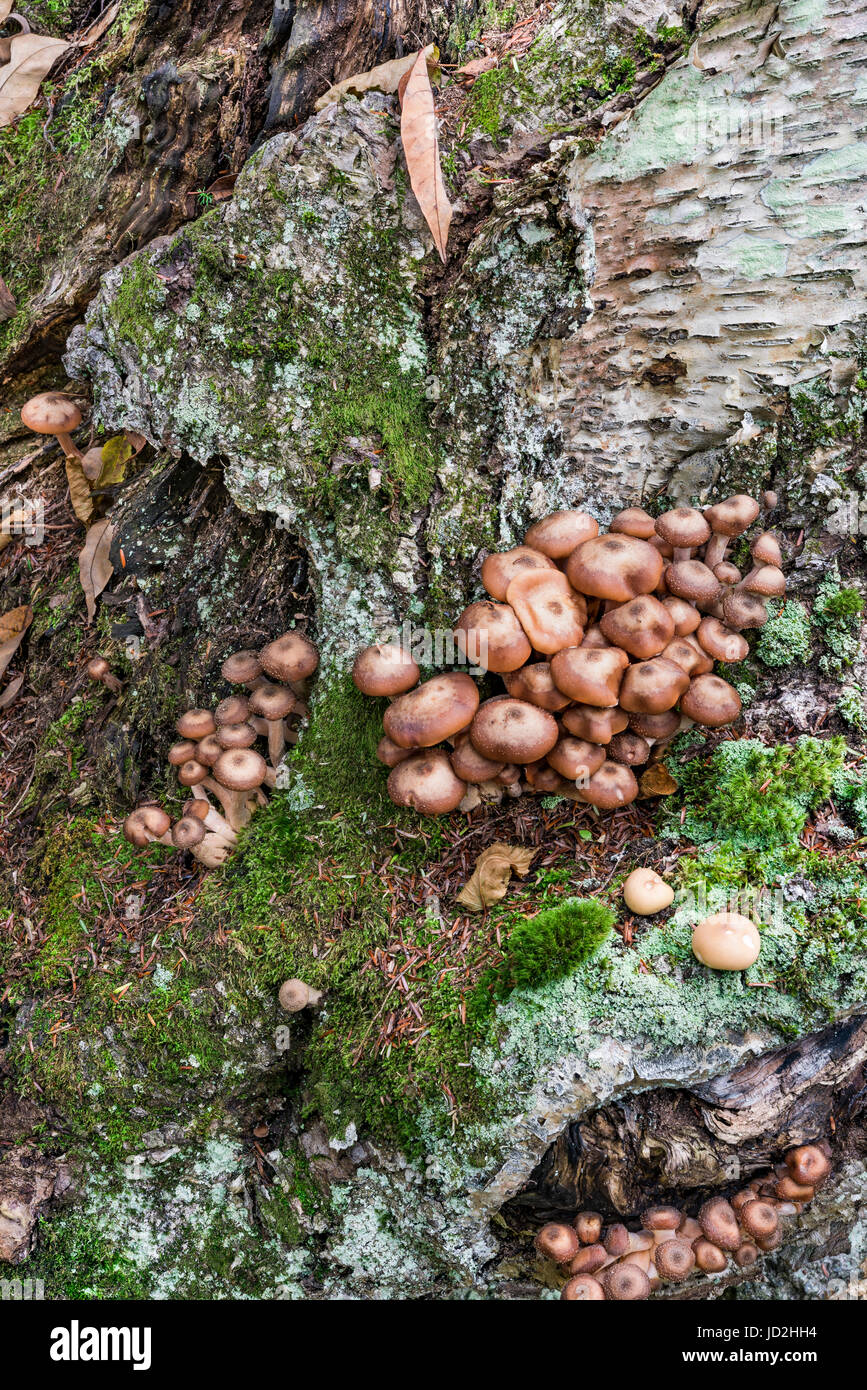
[692,911,760,970]
[622,867,674,915]
[278,979,324,1012]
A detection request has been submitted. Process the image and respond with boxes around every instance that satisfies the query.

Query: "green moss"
[813,574,864,679]
[25,1213,153,1300]
[499,897,614,990]
[755,599,812,668]
[837,685,867,733]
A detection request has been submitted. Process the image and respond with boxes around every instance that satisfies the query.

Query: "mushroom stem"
[220,787,252,832]
[265,717,285,768]
[703,533,730,571]
[199,776,244,824]
[58,432,85,461]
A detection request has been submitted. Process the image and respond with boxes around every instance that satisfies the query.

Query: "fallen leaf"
[0,273,16,321]
[400,47,452,262]
[457,842,537,912]
[639,764,679,797]
[0,604,33,680]
[314,44,438,111]
[0,2,13,23]
[78,518,114,622]
[455,55,499,80]
[79,0,121,46]
[0,672,24,709]
[96,433,134,487]
[0,32,71,129]
[65,455,94,523]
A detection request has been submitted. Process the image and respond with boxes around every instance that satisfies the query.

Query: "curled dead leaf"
[0,32,71,129]
[638,764,679,797]
[0,603,33,680]
[400,47,452,262]
[314,44,438,111]
[65,455,94,524]
[78,518,114,622]
[457,842,536,912]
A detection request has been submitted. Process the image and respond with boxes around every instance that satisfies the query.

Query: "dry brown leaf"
[455,56,499,80]
[0,273,16,321]
[400,47,452,262]
[638,764,679,797]
[0,604,33,680]
[457,842,537,912]
[0,32,71,129]
[79,0,121,46]
[65,454,94,523]
[0,671,24,709]
[0,3,14,24]
[78,518,114,622]
[314,44,438,111]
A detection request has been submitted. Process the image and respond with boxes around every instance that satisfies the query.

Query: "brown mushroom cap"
[698,1197,742,1252]
[566,534,664,602]
[524,761,569,794]
[619,657,690,714]
[660,636,712,677]
[524,509,599,559]
[641,1205,681,1231]
[550,645,629,706]
[654,1238,696,1283]
[574,1211,603,1245]
[665,559,722,608]
[775,1174,815,1202]
[580,623,613,649]
[607,730,651,767]
[384,673,480,749]
[535,1222,580,1264]
[751,531,782,568]
[168,740,198,766]
[387,752,467,815]
[733,1242,760,1267]
[505,569,587,654]
[21,391,82,436]
[123,805,172,846]
[714,561,742,585]
[560,1274,606,1301]
[655,507,711,553]
[548,736,606,781]
[217,721,258,749]
[215,694,250,726]
[704,494,761,538]
[577,760,638,809]
[562,703,629,744]
[568,1242,609,1276]
[259,630,318,683]
[680,673,742,727]
[626,708,680,741]
[603,1223,629,1258]
[603,1262,650,1300]
[755,1226,782,1253]
[696,617,749,664]
[171,817,206,850]
[742,565,786,598]
[213,747,268,792]
[177,759,210,787]
[609,506,656,539]
[480,546,556,601]
[623,868,674,915]
[693,1238,728,1273]
[503,661,571,712]
[722,588,769,630]
[662,595,701,636]
[376,734,414,768]
[600,594,675,659]
[739,1200,779,1241]
[352,643,420,697]
[692,911,760,970]
[221,650,262,685]
[469,696,559,764]
[785,1144,831,1189]
[248,683,296,721]
[279,978,317,1012]
[450,733,505,783]
[176,708,216,740]
[453,600,531,673]
[195,734,223,767]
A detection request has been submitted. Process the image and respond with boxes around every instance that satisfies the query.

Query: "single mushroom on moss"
[352,643,420,696]
[623,868,674,915]
[86,655,123,694]
[692,911,761,970]
[279,978,324,1012]
[20,391,84,459]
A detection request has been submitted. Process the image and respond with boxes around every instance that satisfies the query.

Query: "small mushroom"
[212,748,268,830]
[623,868,674,915]
[259,630,319,684]
[733,1242,760,1267]
[214,694,250,727]
[698,1197,742,1252]
[176,708,217,741]
[641,1205,681,1231]
[279,978,323,1012]
[696,617,749,664]
[249,682,296,767]
[453,600,532,672]
[665,559,722,609]
[655,506,710,561]
[182,797,237,843]
[568,1243,608,1275]
[600,594,675,659]
[602,1262,650,1300]
[662,595,702,636]
[692,911,761,970]
[450,734,505,784]
[618,657,690,714]
[549,645,629,707]
[562,703,629,744]
[566,534,664,602]
[654,1238,696,1283]
[221,650,263,686]
[376,734,414,768]
[722,588,769,630]
[123,806,174,848]
[505,570,587,654]
[660,636,712,677]
[626,708,680,742]
[547,736,606,783]
[680,674,742,728]
[577,761,639,810]
[216,721,259,749]
[693,1238,728,1273]
[469,696,559,764]
[608,506,655,539]
[785,1144,831,1190]
[739,1200,779,1242]
[535,1223,580,1264]
[602,1223,629,1258]
[387,752,467,815]
[168,740,199,767]
[20,391,83,459]
[384,673,480,749]
[607,730,651,767]
[503,661,571,712]
[352,643,420,696]
[560,1274,605,1301]
[702,495,761,571]
[573,1211,603,1245]
[774,1174,815,1202]
[86,655,122,694]
[171,817,207,853]
[524,509,599,558]
[480,546,555,601]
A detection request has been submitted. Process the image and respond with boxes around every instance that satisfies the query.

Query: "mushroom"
[524,761,569,794]
[352,643,420,696]
[696,617,749,664]
[249,682,296,767]
[755,1226,782,1253]
[626,709,680,742]
[176,708,216,741]
[278,979,323,1012]
[20,392,84,459]
[503,661,571,712]
[702,495,761,571]
[574,1211,603,1245]
[739,1200,779,1242]
[749,531,782,570]
[566,534,664,602]
[168,740,199,767]
[194,734,224,768]
[654,1238,696,1283]
[713,561,743,586]
[453,600,531,672]
[623,868,674,915]
[384,672,480,749]
[376,734,413,768]
[608,506,656,539]
[450,733,505,783]
[662,595,701,636]
[722,588,769,630]
[602,1263,650,1300]
[217,721,259,749]
[387,752,467,815]
[660,636,713,677]
[577,761,639,809]
[505,570,587,654]
[568,1243,609,1275]
[182,797,237,844]
[469,697,559,764]
[212,748,268,830]
[641,1205,681,1230]
[664,559,722,610]
[549,645,629,706]
[171,817,208,854]
[560,1274,605,1301]
[606,730,651,767]
[698,1197,742,1252]
[214,694,250,728]
[86,655,123,694]
[600,594,675,659]
[733,1242,760,1267]
[740,565,786,599]
[535,1223,580,1264]
[655,506,710,561]
[618,657,690,714]
[775,1174,815,1202]
[692,911,760,970]
[680,674,742,728]
[580,623,613,648]
[221,650,263,686]
[524,509,599,558]
[259,630,318,684]
[602,1223,629,1258]
[785,1145,831,1189]
[693,1238,728,1273]
[123,806,174,848]
[480,546,556,601]
[547,736,606,783]
[562,703,629,744]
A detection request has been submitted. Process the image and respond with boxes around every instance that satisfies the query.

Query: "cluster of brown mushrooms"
[352,496,783,816]
[122,631,319,866]
[535,1143,831,1301]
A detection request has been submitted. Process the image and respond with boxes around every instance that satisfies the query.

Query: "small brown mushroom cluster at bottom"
[351,497,784,816]
[123,630,318,866]
[533,1143,832,1301]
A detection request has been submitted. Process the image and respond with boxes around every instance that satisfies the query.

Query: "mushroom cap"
[608,506,656,539]
[733,1242,760,1267]
[248,682,296,720]
[20,391,82,435]
[655,507,711,550]
[566,534,664,602]
[217,721,258,749]
[665,559,722,607]
[384,673,480,749]
[696,617,749,664]
[213,747,268,791]
[259,630,318,683]
[603,1263,650,1300]
[168,740,198,766]
[560,1274,605,1301]
[86,656,110,681]
[480,546,556,601]
[704,494,760,537]
[627,708,680,741]
[576,760,638,809]
[534,1222,580,1264]
[580,623,613,649]
[603,1223,629,1257]
[547,735,606,782]
[606,730,650,767]
[176,708,216,740]
[469,696,559,764]
[739,1200,779,1240]
[568,1243,609,1275]
[722,588,769,629]
[352,643,420,697]
[503,661,571,712]
[654,1238,696,1283]
[756,1226,782,1253]
[386,752,466,815]
[123,805,171,845]
[713,561,742,585]
[524,509,599,559]
[562,702,629,744]
[221,649,262,684]
[785,1144,831,1189]
[171,817,206,849]
[376,734,413,768]
[550,645,629,706]
[177,759,209,787]
[600,594,675,659]
[680,673,742,727]
[453,600,532,673]
[692,911,760,970]
[742,564,786,597]
[183,799,211,822]
[662,595,701,636]
[195,734,223,767]
[623,868,674,915]
[775,1174,815,1201]
[641,1205,681,1231]
[693,1238,728,1273]
[505,569,587,654]
[698,1197,742,1252]
[751,531,782,568]
[573,1211,603,1245]
[279,978,312,1012]
[214,694,250,726]
[619,657,690,714]
[450,733,505,783]
[524,760,569,794]
[660,636,712,677]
